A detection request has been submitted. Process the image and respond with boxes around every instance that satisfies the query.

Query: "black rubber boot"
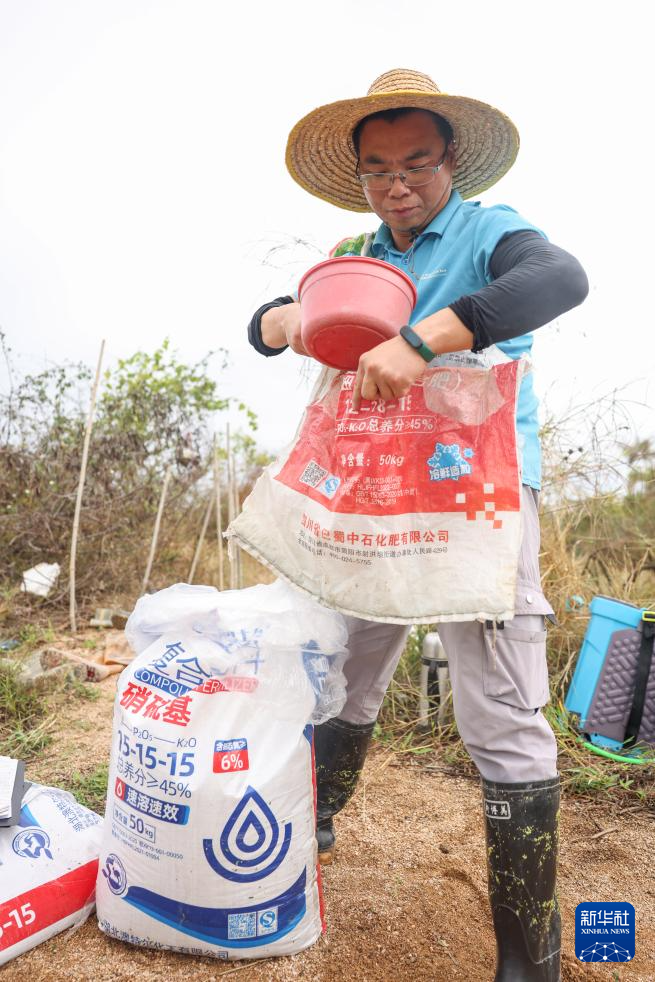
[313,717,375,863]
[482,776,561,981]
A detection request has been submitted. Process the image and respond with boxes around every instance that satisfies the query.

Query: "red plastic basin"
[298,256,417,371]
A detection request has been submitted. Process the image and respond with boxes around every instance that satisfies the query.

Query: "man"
[248,69,588,980]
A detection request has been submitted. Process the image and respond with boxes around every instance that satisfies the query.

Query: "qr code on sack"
[299,459,328,488]
[227,911,257,940]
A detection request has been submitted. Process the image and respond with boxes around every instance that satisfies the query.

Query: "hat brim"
[286,91,520,212]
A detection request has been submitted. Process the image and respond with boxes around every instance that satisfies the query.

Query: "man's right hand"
[261,302,306,355]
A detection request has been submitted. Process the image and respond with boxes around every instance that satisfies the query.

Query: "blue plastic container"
[565,596,647,750]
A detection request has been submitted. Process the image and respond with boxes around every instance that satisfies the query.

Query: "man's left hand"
[351,336,427,410]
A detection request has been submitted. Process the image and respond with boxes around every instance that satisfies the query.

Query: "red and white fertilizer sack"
[96,581,347,960]
[227,360,527,624]
[0,785,102,966]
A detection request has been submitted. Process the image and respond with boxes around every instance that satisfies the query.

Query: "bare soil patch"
[2,673,654,982]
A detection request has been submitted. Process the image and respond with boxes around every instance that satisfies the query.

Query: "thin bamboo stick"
[188,493,213,584]
[226,425,237,590]
[141,465,172,595]
[213,438,225,591]
[232,453,243,589]
[69,339,105,632]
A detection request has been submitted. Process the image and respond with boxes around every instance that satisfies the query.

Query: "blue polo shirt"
[368,190,545,490]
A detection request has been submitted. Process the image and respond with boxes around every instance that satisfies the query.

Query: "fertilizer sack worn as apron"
[96,580,347,960]
[228,360,528,624]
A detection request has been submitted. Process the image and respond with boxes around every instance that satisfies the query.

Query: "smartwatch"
[399,324,436,363]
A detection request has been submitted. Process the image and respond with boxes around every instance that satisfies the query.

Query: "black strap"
[623,620,655,748]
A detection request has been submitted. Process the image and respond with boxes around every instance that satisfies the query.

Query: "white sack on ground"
[0,785,102,966]
[96,581,347,959]
[227,361,528,624]
[20,562,61,598]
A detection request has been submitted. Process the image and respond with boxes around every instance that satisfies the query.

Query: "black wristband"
[399,324,436,362]
[247,295,295,356]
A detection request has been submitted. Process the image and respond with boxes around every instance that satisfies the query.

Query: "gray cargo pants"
[338,486,558,783]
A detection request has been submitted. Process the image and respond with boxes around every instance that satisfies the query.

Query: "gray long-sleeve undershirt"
[448,230,589,351]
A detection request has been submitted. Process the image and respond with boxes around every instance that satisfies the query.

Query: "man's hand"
[351,335,427,410]
[261,301,306,354]
[351,309,475,410]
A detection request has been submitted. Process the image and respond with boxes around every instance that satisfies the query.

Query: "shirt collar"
[372,189,464,256]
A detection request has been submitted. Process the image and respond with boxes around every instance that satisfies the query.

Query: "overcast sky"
[0,0,652,455]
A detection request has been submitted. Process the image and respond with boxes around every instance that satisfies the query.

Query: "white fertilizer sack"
[0,785,103,966]
[96,580,347,959]
[227,361,528,624]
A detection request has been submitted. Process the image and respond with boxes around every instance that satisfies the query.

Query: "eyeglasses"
[357,151,449,192]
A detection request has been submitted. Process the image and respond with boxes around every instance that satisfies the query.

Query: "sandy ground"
[2,672,654,982]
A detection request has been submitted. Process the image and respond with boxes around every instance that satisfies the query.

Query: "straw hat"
[286,68,520,212]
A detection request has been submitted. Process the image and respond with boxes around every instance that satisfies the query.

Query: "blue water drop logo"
[203,785,292,883]
[236,810,266,853]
